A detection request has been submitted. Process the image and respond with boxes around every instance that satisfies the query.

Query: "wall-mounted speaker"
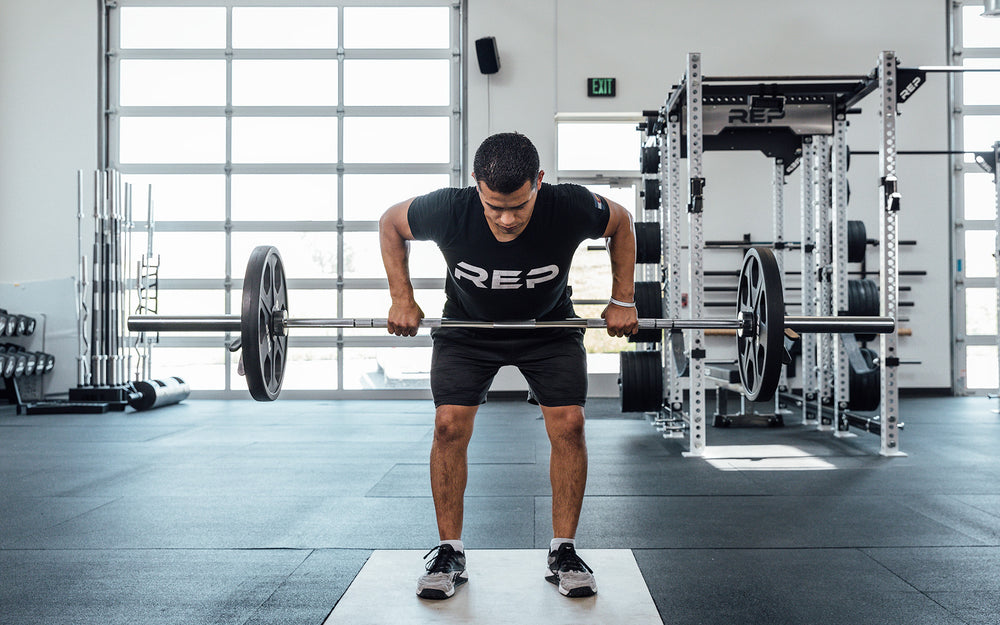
[475,36,501,75]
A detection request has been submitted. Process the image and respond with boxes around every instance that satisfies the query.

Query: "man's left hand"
[601,302,639,337]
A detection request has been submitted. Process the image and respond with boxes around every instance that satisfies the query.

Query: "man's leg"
[541,403,597,597]
[430,404,479,540]
[540,404,587,538]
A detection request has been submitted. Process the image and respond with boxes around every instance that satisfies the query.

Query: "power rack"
[639,51,921,457]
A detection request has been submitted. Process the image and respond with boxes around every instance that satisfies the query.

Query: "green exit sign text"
[587,77,616,98]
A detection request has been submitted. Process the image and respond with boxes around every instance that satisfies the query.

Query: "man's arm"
[379,199,424,336]
[600,198,639,337]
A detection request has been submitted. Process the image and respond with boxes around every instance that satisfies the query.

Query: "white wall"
[468,0,951,389]
[0,0,98,283]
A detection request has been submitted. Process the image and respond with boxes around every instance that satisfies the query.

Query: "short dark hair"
[472,132,540,194]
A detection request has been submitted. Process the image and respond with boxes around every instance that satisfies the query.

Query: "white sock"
[441,539,464,553]
[550,538,575,552]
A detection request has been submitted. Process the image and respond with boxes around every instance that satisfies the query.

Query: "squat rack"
[642,51,907,457]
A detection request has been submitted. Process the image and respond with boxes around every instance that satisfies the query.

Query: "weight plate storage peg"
[736,247,784,402]
[241,246,289,401]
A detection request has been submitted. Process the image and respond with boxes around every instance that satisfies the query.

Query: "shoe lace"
[423,545,460,574]
[555,545,593,574]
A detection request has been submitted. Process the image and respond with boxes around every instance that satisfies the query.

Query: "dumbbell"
[0,311,7,337]
[1,353,15,378]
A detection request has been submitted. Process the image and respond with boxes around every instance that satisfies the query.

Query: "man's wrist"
[609,297,636,308]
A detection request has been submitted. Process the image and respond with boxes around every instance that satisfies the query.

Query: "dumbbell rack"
[0,310,55,415]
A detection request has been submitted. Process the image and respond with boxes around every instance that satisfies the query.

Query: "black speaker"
[475,36,500,75]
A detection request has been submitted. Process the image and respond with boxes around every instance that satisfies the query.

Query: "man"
[379,132,637,600]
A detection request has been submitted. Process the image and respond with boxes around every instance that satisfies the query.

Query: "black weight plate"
[736,247,784,402]
[641,146,660,174]
[619,350,663,412]
[241,246,289,401]
[849,347,881,410]
[847,220,866,263]
[635,222,661,264]
[643,178,661,212]
[628,282,663,344]
[847,279,879,317]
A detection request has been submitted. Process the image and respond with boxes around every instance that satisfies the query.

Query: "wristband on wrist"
[609,297,636,308]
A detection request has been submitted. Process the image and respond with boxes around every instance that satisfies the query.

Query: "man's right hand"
[387,300,425,336]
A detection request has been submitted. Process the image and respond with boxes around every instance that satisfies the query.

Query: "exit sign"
[588,77,616,97]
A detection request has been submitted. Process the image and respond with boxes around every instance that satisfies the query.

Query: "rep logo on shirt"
[454,261,559,290]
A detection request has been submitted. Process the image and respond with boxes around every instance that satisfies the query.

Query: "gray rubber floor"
[1,395,998,624]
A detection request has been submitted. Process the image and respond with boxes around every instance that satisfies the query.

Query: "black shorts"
[429,328,588,407]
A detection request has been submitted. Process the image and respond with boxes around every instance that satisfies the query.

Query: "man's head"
[472,133,545,240]
[472,132,541,193]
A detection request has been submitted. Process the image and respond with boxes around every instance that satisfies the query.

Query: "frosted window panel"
[120,7,225,49]
[232,117,337,163]
[965,230,998,278]
[119,117,225,164]
[344,347,432,389]
[120,60,225,106]
[232,7,338,49]
[558,123,640,171]
[963,116,1000,154]
[155,290,226,316]
[963,58,1000,106]
[966,345,999,389]
[231,232,338,279]
[263,347,338,390]
[232,175,337,221]
[123,175,225,221]
[343,7,449,49]
[344,117,449,163]
[966,288,998,336]
[343,174,449,221]
[233,61,338,106]
[344,60,450,106]
[963,6,1000,48]
[151,348,226,390]
[344,233,386,279]
[964,172,998,220]
[135,232,225,280]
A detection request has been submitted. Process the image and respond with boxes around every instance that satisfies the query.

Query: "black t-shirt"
[408,182,610,322]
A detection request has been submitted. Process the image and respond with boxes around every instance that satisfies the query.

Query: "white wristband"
[609,297,636,308]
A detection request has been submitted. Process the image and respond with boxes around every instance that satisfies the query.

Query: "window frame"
[105,0,464,398]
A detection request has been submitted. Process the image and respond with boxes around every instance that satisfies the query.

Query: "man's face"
[475,173,543,240]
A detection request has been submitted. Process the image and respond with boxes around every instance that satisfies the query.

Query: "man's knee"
[544,407,587,444]
[433,406,476,445]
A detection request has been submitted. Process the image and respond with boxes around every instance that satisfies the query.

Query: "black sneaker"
[416,545,468,600]
[546,543,597,597]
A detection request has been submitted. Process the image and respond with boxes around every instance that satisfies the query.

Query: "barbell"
[126,245,895,404]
